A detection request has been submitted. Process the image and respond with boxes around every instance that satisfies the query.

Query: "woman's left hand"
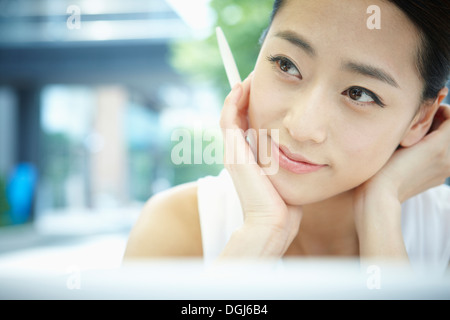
[368,104,450,202]
[354,104,450,260]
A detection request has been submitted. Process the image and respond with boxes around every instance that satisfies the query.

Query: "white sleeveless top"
[197,169,450,273]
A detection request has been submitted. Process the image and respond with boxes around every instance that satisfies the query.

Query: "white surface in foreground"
[0,217,448,300]
[1,251,449,299]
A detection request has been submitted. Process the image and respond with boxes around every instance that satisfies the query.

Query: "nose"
[282,88,328,144]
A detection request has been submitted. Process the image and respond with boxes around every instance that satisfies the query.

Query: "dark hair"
[262,0,450,103]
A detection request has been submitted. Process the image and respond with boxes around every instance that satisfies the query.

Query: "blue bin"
[7,163,37,224]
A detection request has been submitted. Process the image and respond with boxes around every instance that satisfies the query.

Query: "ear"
[400,86,449,147]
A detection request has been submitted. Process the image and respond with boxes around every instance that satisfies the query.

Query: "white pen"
[216,26,242,89]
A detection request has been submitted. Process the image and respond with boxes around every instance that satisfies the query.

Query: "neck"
[285,190,359,257]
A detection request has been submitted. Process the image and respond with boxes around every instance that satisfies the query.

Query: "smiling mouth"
[271,140,327,174]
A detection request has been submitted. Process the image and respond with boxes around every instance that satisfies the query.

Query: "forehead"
[267,0,422,87]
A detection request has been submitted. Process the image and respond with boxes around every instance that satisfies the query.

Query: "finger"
[439,104,450,130]
[220,73,252,131]
[430,104,450,131]
[220,72,260,170]
[425,107,450,150]
[219,76,283,213]
[220,83,243,131]
[220,80,258,170]
[233,74,253,132]
[236,72,253,111]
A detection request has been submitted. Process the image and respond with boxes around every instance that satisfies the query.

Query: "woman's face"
[248,0,424,205]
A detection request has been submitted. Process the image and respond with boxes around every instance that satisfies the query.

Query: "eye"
[342,86,385,108]
[348,87,373,102]
[267,55,302,79]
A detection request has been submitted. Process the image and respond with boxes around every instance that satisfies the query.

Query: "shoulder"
[123,181,202,259]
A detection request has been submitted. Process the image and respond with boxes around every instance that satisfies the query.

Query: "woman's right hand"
[218,73,303,260]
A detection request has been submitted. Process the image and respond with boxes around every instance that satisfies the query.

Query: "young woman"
[124,0,450,273]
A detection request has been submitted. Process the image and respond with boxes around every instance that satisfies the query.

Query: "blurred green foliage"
[170,0,274,99]
[167,0,275,186]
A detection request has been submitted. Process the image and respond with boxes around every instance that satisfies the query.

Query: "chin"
[266,170,330,206]
[267,168,365,206]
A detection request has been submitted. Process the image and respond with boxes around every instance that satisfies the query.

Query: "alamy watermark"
[67,5,81,30]
[366,265,381,290]
[66,265,81,290]
[170,126,279,175]
[367,5,381,30]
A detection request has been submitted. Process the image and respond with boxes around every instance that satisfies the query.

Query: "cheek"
[271,123,403,205]
[332,120,403,183]
[248,69,287,130]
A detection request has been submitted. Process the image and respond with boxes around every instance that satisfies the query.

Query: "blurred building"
[0,0,221,225]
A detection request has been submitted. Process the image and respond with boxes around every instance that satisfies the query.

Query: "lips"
[271,140,327,174]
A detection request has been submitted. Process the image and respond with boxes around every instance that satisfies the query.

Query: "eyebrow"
[274,30,400,89]
[274,30,316,57]
[343,61,400,88]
